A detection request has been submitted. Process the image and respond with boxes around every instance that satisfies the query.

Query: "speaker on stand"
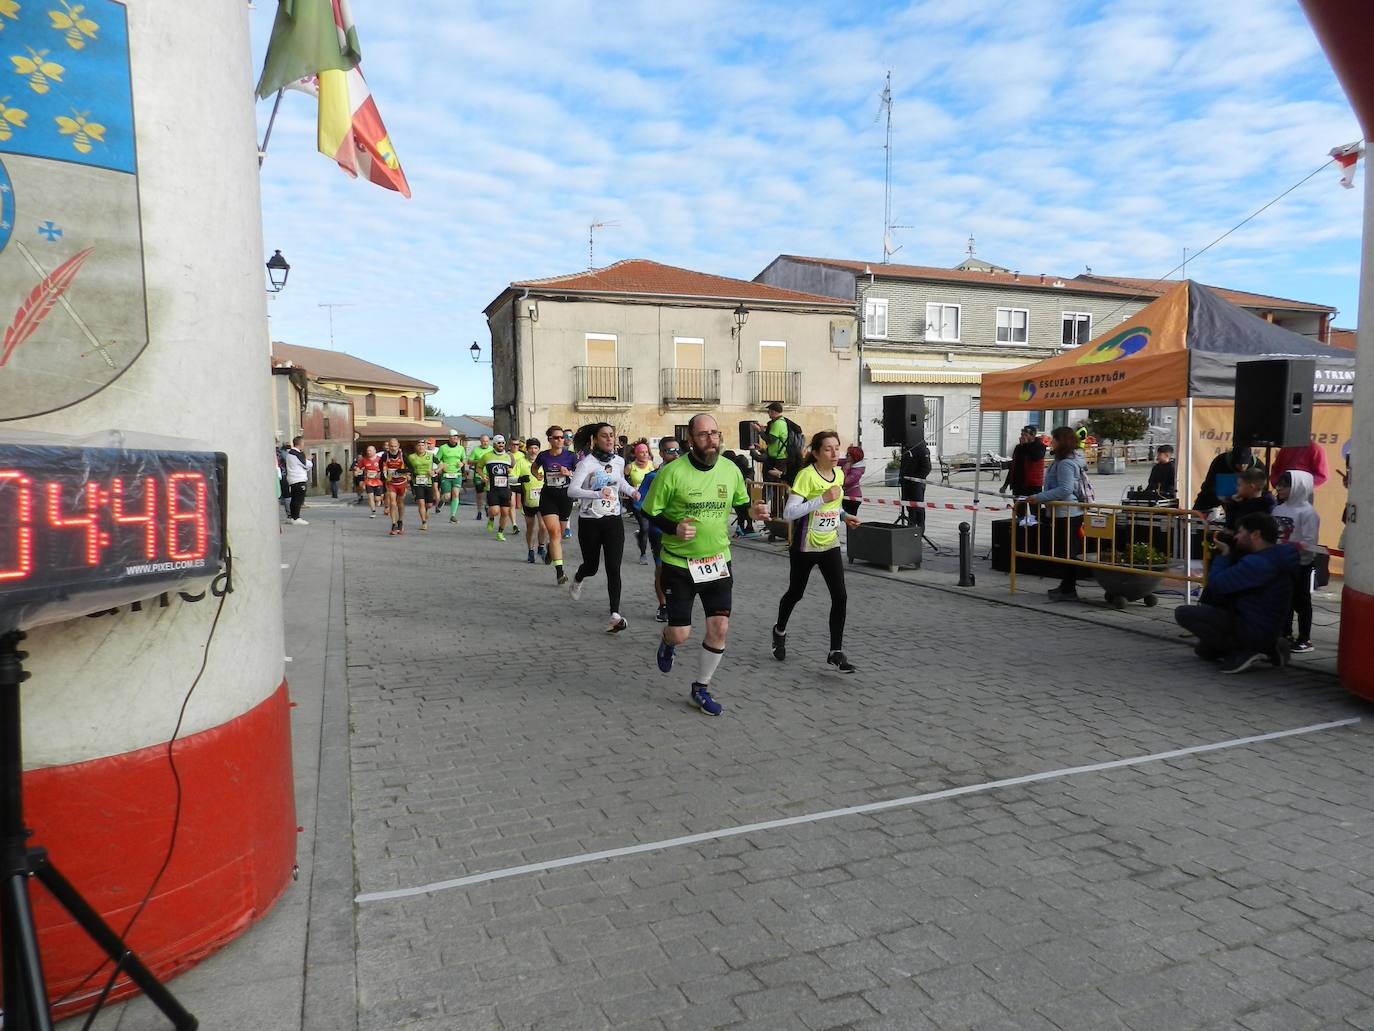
[881,394,938,552]
[1233,358,1315,473]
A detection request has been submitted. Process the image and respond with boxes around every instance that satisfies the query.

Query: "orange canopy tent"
[978,280,1354,559]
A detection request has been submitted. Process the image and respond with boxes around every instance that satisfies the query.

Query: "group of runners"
[348,414,861,716]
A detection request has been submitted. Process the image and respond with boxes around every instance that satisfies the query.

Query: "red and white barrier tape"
[843,495,1014,513]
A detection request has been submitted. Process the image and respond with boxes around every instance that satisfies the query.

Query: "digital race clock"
[0,444,227,629]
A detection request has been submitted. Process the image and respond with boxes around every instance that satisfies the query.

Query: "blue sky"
[251,0,1364,418]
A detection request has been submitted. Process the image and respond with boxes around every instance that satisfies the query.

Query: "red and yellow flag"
[283,1,411,198]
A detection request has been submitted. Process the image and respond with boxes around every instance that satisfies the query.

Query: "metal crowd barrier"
[752,481,793,544]
[1010,500,1211,598]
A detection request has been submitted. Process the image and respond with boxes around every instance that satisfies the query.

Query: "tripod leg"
[31,854,198,1031]
[2,870,55,1031]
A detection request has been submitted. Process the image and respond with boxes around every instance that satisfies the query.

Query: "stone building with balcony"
[482,260,858,448]
[756,254,1338,458]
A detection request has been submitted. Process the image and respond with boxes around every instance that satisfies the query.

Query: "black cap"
[766,402,783,414]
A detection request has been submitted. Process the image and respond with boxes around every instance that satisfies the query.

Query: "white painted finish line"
[356,717,1360,904]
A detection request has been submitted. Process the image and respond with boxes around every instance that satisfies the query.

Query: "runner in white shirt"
[567,422,639,633]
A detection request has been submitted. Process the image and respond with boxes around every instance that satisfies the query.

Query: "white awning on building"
[868,368,985,385]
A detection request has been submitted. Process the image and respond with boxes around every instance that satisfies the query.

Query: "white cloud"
[253,0,1363,417]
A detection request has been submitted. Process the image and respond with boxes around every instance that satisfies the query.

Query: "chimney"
[1039,273,1046,284]
[1013,271,1020,280]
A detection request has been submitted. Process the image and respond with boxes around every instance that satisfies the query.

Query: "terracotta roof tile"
[508,259,850,306]
[271,341,439,392]
[1330,327,1357,350]
[777,255,1144,297]
[1072,274,1334,312]
[778,256,1334,311]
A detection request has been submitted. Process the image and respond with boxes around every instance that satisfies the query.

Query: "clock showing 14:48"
[0,445,228,622]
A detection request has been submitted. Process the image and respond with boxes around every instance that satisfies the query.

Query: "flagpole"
[258,88,285,167]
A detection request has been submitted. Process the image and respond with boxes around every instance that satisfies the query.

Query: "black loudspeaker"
[883,394,926,447]
[739,420,756,450]
[1233,359,1314,448]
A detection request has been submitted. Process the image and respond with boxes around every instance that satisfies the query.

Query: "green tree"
[1086,408,1149,443]
[424,402,446,418]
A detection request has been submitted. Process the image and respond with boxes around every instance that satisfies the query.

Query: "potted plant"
[1092,541,1170,609]
[1087,408,1149,475]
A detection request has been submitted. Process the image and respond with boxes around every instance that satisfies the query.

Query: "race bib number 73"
[688,553,730,583]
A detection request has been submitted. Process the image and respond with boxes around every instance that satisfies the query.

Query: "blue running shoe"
[690,682,722,716]
[527,549,536,564]
[656,636,676,673]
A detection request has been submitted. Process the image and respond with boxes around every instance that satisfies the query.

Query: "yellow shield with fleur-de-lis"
[0,0,146,419]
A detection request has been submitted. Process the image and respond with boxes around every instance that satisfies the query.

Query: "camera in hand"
[1211,528,1236,548]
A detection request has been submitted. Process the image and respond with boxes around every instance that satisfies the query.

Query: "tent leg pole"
[1184,398,1194,605]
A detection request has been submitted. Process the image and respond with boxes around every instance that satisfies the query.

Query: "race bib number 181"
[688,553,730,583]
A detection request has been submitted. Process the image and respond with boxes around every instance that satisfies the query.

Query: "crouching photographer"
[1174,512,1299,674]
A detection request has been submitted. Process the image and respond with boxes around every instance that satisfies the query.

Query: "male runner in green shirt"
[435,432,467,523]
[406,440,438,531]
[467,434,493,520]
[642,413,770,716]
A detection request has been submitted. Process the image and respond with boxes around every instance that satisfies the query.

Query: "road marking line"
[355,717,1360,904]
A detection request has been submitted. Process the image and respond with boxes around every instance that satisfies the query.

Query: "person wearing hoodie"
[1272,470,1321,653]
[1192,446,1266,514]
[1024,426,1089,602]
[1175,512,1299,673]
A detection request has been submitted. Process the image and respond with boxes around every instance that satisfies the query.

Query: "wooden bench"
[938,453,1012,485]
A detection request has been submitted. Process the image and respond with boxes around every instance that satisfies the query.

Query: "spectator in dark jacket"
[1175,512,1299,673]
[1002,425,1047,496]
[1220,467,1274,529]
[1193,446,1265,513]
[1146,444,1176,496]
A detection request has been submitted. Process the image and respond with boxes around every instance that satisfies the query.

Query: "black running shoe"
[655,604,668,623]
[771,625,786,661]
[827,650,856,673]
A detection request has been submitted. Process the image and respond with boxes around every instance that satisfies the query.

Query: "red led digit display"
[46,481,103,566]
[110,477,158,560]
[0,471,34,581]
[0,445,226,618]
[167,473,208,561]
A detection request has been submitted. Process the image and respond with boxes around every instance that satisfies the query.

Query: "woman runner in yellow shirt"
[770,430,862,673]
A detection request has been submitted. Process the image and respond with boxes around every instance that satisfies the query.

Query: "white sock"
[698,643,724,685]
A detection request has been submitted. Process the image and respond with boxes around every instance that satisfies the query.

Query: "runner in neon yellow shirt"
[770,431,861,673]
[406,440,438,531]
[467,434,493,521]
[640,413,770,716]
[435,432,467,523]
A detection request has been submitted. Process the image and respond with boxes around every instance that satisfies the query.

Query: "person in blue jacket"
[1175,512,1299,674]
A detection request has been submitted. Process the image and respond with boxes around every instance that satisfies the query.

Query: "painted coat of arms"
[0,0,145,419]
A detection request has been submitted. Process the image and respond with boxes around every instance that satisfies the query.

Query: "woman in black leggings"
[568,422,639,633]
[771,431,862,673]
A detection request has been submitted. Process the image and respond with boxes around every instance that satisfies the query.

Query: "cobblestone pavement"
[337,502,1374,1031]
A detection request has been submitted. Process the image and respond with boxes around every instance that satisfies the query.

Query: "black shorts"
[661,560,733,627]
[522,503,541,518]
[365,483,383,496]
[487,486,512,508]
[539,487,573,521]
[650,535,663,563]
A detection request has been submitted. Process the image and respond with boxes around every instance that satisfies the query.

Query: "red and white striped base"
[1339,586,1374,702]
[23,681,296,1018]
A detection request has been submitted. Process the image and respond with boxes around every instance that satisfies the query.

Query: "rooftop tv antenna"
[877,72,910,262]
[589,219,620,269]
[318,302,355,349]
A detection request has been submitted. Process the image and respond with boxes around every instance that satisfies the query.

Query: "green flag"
[255,0,362,100]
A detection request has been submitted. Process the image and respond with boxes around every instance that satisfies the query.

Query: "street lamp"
[470,340,491,364]
[265,250,290,292]
[733,303,749,373]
